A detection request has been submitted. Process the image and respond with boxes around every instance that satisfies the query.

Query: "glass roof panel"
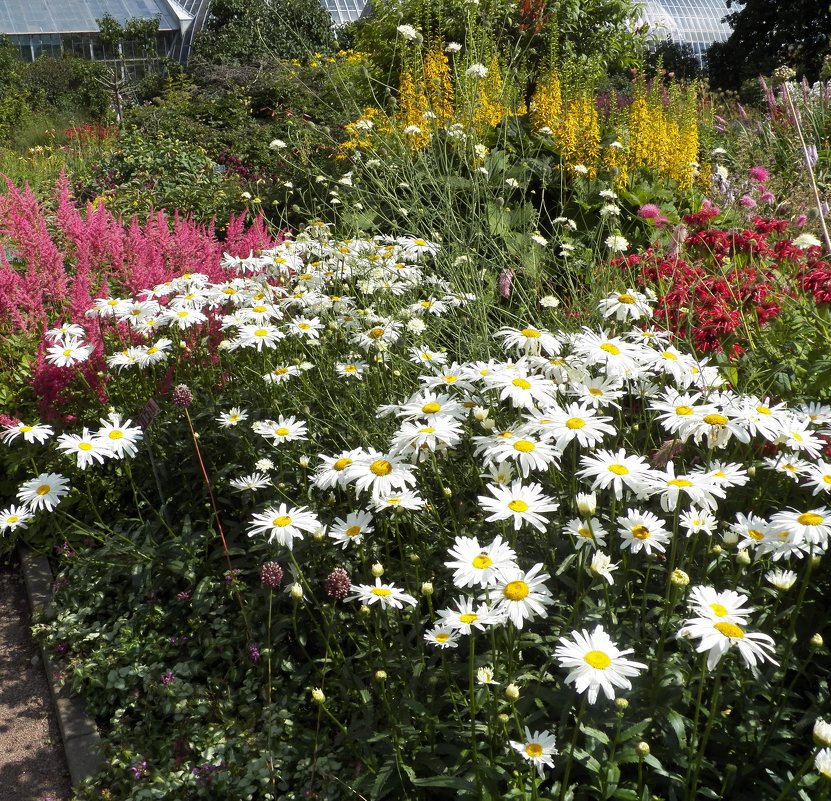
[0,0,180,34]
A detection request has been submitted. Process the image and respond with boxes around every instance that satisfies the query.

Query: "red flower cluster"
[613,215,829,357]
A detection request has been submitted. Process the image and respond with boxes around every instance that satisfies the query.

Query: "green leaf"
[580,724,610,745]
[411,775,478,791]
[666,709,687,750]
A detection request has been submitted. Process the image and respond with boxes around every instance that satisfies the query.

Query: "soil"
[0,566,71,801]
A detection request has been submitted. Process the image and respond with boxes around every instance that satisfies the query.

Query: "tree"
[708,0,831,90]
[191,0,334,65]
[0,36,29,145]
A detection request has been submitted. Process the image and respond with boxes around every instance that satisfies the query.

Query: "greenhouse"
[639,0,733,65]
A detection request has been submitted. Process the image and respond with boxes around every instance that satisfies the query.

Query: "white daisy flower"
[348,451,417,500]
[424,626,460,649]
[16,473,70,512]
[510,728,558,779]
[247,503,321,548]
[217,407,249,427]
[436,597,504,634]
[230,472,272,492]
[252,416,308,445]
[328,511,374,548]
[555,625,647,704]
[0,421,54,445]
[563,517,607,549]
[56,428,111,469]
[346,578,417,609]
[678,617,777,671]
[44,337,94,367]
[93,414,143,459]
[478,480,559,532]
[444,535,517,588]
[597,289,653,321]
[578,448,652,500]
[617,509,671,555]
[0,505,34,532]
[489,563,554,629]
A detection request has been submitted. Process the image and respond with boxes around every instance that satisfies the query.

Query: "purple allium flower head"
[171,383,193,408]
[160,670,175,687]
[248,643,261,662]
[175,589,192,601]
[260,561,284,589]
[324,567,351,600]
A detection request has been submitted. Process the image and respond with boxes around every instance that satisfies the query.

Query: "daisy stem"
[558,697,586,801]
[683,656,709,792]
[688,662,723,798]
[183,408,232,571]
[469,633,480,782]
[771,746,820,801]
[266,589,275,789]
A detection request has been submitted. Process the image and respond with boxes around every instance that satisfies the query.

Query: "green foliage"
[191,0,335,66]
[0,36,30,145]
[22,56,110,121]
[78,126,243,223]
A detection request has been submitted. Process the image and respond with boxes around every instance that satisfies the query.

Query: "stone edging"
[17,545,104,786]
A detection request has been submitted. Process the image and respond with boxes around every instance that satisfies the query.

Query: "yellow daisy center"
[36,485,51,496]
[370,459,393,476]
[503,580,530,601]
[520,328,541,338]
[445,375,458,383]
[631,525,651,540]
[608,464,629,475]
[147,347,158,355]
[275,427,290,437]
[78,442,93,451]
[661,351,678,360]
[297,323,311,330]
[588,388,603,397]
[371,587,392,596]
[272,516,292,527]
[343,365,357,373]
[512,378,532,390]
[675,405,694,416]
[584,650,612,669]
[333,458,352,471]
[435,633,450,643]
[7,515,18,524]
[419,426,435,434]
[577,527,593,538]
[600,342,620,356]
[514,440,536,453]
[62,349,73,357]
[798,512,823,526]
[422,402,442,414]
[703,413,729,426]
[709,603,729,617]
[345,525,362,538]
[459,613,478,624]
[617,293,635,304]
[508,499,529,513]
[472,554,493,569]
[108,431,123,440]
[19,425,32,433]
[757,406,771,415]
[748,529,764,541]
[368,327,385,339]
[566,417,585,429]
[668,478,692,487]
[525,743,543,758]
[255,328,269,337]
[714,622,744,639]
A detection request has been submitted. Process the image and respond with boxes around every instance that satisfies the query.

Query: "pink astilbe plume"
[0,174,281,417]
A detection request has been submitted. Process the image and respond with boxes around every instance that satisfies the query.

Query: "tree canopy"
[191,0,335,65]
[708,0,831,90]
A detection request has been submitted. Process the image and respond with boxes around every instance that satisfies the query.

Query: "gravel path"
[0,566,71,801]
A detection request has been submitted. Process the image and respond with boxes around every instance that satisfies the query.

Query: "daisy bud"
[409,553,420,563]
[811,633,824,649]
[289,582,304,601]
[812,555,823,568]
[710,544,723,555]
[473,406,489,421]
[374,670,387,682]
[371,562,384,577]
[498,713,510,724]
[722,529,739,546]
[443,486,453,498]
[615,698,629,711]
[814,720,831,747]
[481,418,495,431]
[671,569,690,587]
[421,581,434,596]
[636,741,650,757]
[311,687,326,705]
[298,455,311,468]
[504,683,520,701]
[312,527,326,542]
[359,604,371,616]
[576,492,597,516]
[747,465,756,478]
[736,548,751,566]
